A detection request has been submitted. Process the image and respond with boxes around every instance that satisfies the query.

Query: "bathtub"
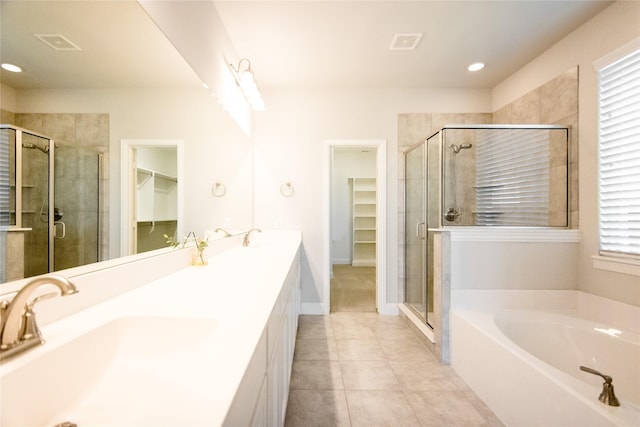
[450,290,640,427]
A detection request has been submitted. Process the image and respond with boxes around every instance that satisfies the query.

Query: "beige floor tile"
[287,312,503,427]
[285,389,351,427]
[345,390,420,427]
[290,360,344,390]
[388,359,460,391]
[297,321,335,340]
[340,360,402,390]
[299,314,333,326]
[333,323,375,340]
[294,339,339,361]
[371,323,418,340]
[378,338,432,360]
[331,312,377,325]
[460,389,506,427]
[336,339,385,361]
[405,390,490,427]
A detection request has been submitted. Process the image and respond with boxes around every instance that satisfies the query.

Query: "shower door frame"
[403,130,443,330]
[2,125,57,272]
[403,140,427,324]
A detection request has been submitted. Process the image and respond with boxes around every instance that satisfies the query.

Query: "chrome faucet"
[0,275,78,361]
[242,228,262,247]
[579,366,620,406]
[214,227,232,237]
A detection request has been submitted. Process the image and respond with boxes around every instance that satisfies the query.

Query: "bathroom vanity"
[0,230,301,427]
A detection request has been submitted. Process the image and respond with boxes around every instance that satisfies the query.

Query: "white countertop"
[0,230,302,427]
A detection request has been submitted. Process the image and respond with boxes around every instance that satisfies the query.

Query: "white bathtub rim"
[452,308,640,427]
[451,289,640,335]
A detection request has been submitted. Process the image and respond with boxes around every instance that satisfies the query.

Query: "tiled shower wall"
[397,66,579,304]
[1,111,109,276]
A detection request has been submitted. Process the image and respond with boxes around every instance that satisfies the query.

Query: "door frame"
[323,139,387,315]
[120,139,184,257]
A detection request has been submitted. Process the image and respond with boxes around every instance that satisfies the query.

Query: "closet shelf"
[352,177,377,268]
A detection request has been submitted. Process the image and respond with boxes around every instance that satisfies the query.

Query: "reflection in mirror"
[1,124,103,282]
[0,1,254,288]
[121,140,182,256]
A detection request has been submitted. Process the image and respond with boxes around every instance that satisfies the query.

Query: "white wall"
[15,88,253,259]
[492,1,640,306]
[331,148,376,264]
[137,147,177,177]
[253,88,492,309]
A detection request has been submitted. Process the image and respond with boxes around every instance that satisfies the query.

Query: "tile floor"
[330,265,376,312]
[285,313,504,427]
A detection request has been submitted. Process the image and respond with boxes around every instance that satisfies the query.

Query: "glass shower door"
[404,142,427,322]
[53,145,101,271]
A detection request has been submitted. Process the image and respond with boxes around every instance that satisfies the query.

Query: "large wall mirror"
[0,1,254,287]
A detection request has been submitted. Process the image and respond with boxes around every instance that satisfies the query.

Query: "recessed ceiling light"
[468,62,485,72]
[1,63,22,73]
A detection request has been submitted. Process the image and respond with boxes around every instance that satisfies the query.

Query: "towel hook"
[212,182,226,197]
[280,181,294,197]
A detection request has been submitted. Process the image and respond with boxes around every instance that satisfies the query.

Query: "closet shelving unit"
[136,167,178,222]
[352,177,376,267]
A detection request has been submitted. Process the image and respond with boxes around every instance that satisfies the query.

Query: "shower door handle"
[416,222,426,240]
[54,221,66,239]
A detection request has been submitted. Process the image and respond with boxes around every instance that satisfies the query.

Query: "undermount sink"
[1,316,217,427]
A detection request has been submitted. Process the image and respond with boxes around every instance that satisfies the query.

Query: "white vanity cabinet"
[224,251,300,427]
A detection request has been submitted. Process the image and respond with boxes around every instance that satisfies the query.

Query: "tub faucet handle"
[579,366,620,406]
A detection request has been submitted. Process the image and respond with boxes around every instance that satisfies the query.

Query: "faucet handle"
[0,292,18,325]
[579,366,620,406]
[20,292,58,342]
[27,292,59,310]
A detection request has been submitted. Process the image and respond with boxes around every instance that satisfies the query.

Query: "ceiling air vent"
[34,34,81,51]
[389,33,423,51]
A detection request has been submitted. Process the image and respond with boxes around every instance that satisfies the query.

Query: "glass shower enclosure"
[404,125,569,327]
[0,125,102,282]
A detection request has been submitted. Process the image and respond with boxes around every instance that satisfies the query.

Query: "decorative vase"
[192,252,208,266]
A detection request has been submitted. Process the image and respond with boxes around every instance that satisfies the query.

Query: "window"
[597,44,640,258]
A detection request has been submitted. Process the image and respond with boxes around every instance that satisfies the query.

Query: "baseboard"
[300,302,327,315]
[378,303,399,315]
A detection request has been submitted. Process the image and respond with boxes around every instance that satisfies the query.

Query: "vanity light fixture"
[229,58,265,111]
[1,63,22,73]
[468,62,485,72]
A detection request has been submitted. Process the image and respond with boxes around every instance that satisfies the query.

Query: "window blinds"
[475,128,550,226]
[598,47,640,257]
[0,130,10,226]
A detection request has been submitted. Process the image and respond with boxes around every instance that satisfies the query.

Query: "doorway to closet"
[324,139,386,314]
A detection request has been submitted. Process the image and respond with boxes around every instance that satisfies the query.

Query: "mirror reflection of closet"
[122,141,182,255]
[134,146,177,253]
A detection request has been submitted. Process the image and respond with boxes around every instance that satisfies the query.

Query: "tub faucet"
[579,366,620,406]
[242,228,262,247]
[0,275,78,361]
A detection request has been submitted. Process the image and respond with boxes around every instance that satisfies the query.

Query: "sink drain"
[54,422,77,427]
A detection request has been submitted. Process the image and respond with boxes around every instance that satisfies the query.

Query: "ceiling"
[0,1,613,92]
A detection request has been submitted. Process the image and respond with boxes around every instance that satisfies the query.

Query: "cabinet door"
[251,378,268,427]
